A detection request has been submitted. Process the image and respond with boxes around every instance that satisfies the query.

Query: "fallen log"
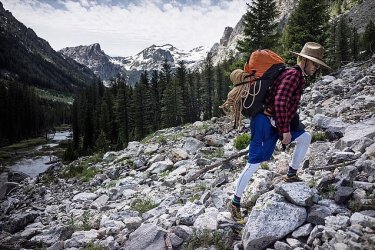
[184,149,248,183]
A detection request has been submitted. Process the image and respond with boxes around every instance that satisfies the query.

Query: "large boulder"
[336,118,375,150]
[274,182,314,207]
[124,223,167,250]
[242,192,306,250]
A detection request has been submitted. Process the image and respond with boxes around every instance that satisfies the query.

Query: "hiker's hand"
[282,132,292,145]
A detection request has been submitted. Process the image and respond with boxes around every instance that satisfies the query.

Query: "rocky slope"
[0,59,375,249]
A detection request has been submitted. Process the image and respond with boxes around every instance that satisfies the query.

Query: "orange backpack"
[220,50,285,128]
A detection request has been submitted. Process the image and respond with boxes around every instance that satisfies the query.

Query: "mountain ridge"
[0,3,97,92]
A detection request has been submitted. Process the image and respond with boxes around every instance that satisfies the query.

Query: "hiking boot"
[283,174,303,182]
[227,201,244,224]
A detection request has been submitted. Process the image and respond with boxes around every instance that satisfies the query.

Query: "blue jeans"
[248,113,305,164]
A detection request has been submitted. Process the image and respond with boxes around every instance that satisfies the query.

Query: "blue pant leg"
[248,114,278,164]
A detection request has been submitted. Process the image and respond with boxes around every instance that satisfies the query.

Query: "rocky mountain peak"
[220,26,233,47]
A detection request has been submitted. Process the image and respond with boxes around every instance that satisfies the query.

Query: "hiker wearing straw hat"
[228,42,330,224]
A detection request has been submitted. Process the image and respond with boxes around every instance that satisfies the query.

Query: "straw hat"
[291,42,331,69]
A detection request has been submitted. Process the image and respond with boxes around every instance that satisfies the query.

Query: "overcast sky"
[2,0,247,57]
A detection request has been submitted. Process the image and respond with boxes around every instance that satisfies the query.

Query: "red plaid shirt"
[264,66,305,134]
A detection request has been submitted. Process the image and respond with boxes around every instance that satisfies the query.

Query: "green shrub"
[260,163,269,170]
[85,243,106,250]
[130,198,157,214]
[312,131,326,142]
[183,229,228,250]
[234,133,251,150]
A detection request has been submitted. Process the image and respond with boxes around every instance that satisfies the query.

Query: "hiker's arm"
[274,71,299,134]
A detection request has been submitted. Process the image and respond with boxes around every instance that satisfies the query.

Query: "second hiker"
[228,42,331,224]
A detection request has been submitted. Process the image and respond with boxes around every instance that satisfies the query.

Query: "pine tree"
[282,0,330,63]
[176,61,189,123]
[202,52,214,120]
[72,98,80,149]
[150,70,161,130]
[115,76,130,148]
[363,20,375,58]
[336,17,350,66]
[83,103,94,153]
[132,71,152,140]
[350,27,359,61]
[237,0,280,54]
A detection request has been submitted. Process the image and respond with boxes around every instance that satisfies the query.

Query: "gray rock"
[350,212,375,228]
[274,182,314,207]
[124,223,167,250]
[183,137,205,154]
[148,159,173,174]
[325,215,350,230]
[306,225,324,245]
[143,143,159,155]
[312,114,348,135]
[292,223,314,238]
[286,238,304,248]
[307,205,332,225]
[242,192,306,250]
[193,207,219,231]
[335,166,358,187]
[64,229,99,248]
[334,186,354,204]
[91,194,109,209]
[274,241,292,250]
[176,202,205,226]
[4,211,39,234]
[103,151,118,162]
[336,118,375,150]
[123,217,142,231]
[210,189,227,212]
[32,225,74,246]
[72,192,98,202]
[171,225,194,241]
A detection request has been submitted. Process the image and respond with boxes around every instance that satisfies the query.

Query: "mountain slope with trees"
[0,2,97,92]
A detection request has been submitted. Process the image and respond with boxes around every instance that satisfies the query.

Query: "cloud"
[2,0,247,56]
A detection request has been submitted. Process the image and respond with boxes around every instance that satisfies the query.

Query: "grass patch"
[260,163,269,170]
[312,131,327,142]
[130,198,157,214]
[183,229,228,250]
[234,133,251,150]
[1,137,46,151]
[34,88,74,105]
[348,199,361,212]
[203,148,224,160]
[189,193,201,203]
[85,243,106,250]
[61,154,102,181]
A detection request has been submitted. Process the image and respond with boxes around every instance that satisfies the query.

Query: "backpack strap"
[235,71,256,86]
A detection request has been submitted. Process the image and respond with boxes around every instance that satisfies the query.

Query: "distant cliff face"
[0,2,96,92]
[344,0,375,32]
[60,44,125,82]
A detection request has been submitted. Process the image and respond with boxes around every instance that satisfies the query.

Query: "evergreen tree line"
[64,57,235,160]
[0,80,71,146]
[64,0,375,160]
[238,0,375,69]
